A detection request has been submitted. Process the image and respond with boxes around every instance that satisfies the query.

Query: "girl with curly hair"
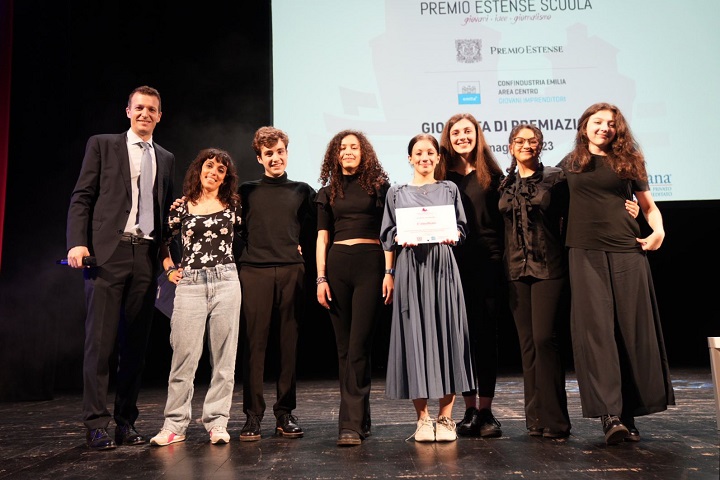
[315,130,394,446]
[559,103,675,445]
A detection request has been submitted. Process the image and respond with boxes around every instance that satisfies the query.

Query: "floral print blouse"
[168,203,242,269]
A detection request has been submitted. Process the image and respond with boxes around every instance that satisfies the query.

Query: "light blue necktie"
[138,142,154,236]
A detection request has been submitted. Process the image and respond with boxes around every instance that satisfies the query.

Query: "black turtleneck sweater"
[239,173,316,266]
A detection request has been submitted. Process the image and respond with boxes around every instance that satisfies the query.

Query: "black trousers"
[508,276,570,433]
[568,248,675,418]
[326,243,384,437]
[461,258,504,399]
[239,264,304,419]
[82,240,156,430]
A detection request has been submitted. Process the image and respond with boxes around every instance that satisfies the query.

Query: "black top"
[169,204,242,269]
[315,174,389,241]
[239,173,316,266]
[498,165,568,281]
[559,155,647,252]
[446,170,504,264]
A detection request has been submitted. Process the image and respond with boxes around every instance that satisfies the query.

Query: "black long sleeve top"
[498,164,568,281]
[239,173,316,266]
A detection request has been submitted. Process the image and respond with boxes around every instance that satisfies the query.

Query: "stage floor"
[0,369,717,479]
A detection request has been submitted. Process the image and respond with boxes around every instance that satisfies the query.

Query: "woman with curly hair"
[150,148,242,447]
[315,130,394,446]
[559,103,675,445]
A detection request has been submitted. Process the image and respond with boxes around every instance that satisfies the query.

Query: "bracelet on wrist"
[165,266,177,279]
[316,276,328,285]
[384,268,395,276]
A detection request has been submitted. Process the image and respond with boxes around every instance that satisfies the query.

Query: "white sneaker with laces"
[413,416,435,442]
[209,425,230,445]
[435,416,458,442]
[150,429,186,446]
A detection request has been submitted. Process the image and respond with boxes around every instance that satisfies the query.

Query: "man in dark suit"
[66,85,175,450]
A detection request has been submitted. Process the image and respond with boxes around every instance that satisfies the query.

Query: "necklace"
[412,182,440,195]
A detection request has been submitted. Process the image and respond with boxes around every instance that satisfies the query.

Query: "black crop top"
[315,174,389,241]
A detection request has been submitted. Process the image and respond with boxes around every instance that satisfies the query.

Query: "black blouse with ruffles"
[498,164,568,281]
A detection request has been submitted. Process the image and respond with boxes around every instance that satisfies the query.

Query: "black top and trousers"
[316,174,389,438]
[66,132,175,432]
[446,170,505,400]
[498,165,571,434]
[238,173,316,422]
[561,155,675,419]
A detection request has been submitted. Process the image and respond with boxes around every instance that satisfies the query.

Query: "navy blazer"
[66,132,176,266]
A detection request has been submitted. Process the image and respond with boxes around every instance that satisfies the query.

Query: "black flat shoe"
[115,424,146,445]
[276,413,304,438]
[601,415,629,445]
[87,428,117,450]
[337,429,362,446]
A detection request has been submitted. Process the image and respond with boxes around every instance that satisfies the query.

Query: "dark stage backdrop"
[1,1,718,401]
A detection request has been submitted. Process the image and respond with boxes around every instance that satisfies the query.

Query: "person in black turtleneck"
[315,130,394,446]
[238,126,316,442]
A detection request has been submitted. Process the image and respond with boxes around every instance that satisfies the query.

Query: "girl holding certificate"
[380,133,474,442]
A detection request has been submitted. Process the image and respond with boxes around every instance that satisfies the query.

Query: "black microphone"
[56,256,97,267]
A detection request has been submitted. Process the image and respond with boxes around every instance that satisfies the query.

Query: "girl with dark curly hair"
[315,130,393,446]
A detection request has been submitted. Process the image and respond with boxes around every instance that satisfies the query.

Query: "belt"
[120,234,154,245]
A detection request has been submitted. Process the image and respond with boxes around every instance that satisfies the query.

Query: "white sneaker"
[150,429,186,446]
[209,425,230,445]
[435,416,457,442]
[413,417,435,442]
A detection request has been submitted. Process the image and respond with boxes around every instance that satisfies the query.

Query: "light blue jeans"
[162,263,241,434]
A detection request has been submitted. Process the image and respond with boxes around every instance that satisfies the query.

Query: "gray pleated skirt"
[385,243,476,400]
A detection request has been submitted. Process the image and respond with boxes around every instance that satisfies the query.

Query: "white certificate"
[395,205,458,245]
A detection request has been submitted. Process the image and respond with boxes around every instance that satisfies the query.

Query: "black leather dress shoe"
[240,415,262,442]
[276,413,304,438]
[601,415,629,445]
[86,428,117,450]
[115,424,146,445]
[337,429,362,446]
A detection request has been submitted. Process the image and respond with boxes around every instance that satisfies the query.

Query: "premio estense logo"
[456,39,482,63]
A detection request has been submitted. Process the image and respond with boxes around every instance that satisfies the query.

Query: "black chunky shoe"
[477,408,502,438]
[276,413,304,438]
[240,415,262,442]
[601,415,629,445]
[456,407,481,436]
